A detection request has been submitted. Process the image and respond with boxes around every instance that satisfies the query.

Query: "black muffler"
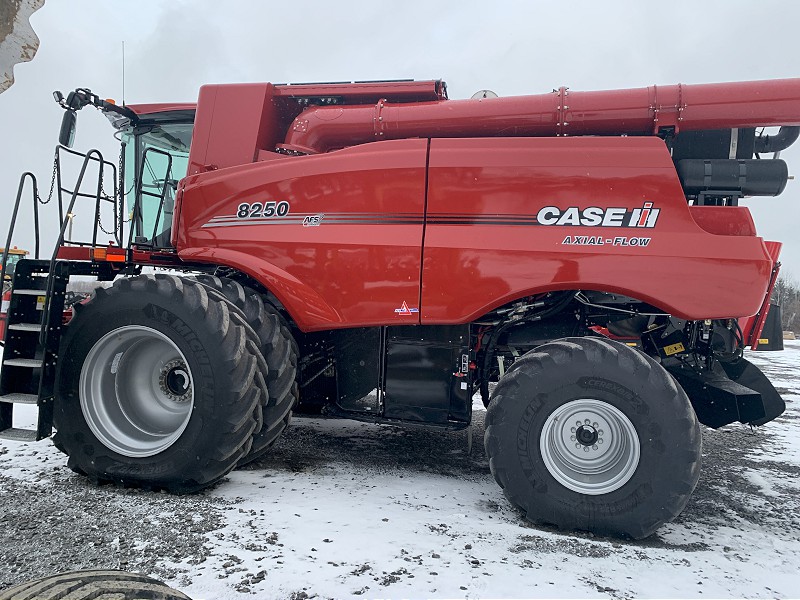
[677,158,788,196]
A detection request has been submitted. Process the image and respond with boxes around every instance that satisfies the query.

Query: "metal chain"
[97,146,133,235]
[95,166,118,236]
[36,150,59,205]
[96,214,116,236]
[118,144,132,222]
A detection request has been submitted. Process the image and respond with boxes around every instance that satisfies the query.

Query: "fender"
[177,246,342,332]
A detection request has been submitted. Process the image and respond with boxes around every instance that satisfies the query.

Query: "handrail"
[55,145,120,247]
[1,172,39,283]
[2,146,122,347]
[41,149,106,345]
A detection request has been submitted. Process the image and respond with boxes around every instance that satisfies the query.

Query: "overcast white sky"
[1,0,799,278]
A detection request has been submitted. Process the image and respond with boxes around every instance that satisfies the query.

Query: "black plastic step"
[0,428,37,442]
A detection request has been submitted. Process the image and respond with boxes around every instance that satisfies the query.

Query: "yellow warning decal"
[36,295,46,311]
[758,338,769,345]
[663,342,685,356]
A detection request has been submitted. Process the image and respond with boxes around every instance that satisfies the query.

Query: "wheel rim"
[539,399,640,495]
[80,325,194,458]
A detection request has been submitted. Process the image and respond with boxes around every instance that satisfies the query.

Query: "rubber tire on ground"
[52,274,265,493]
[193,274,298,465]
[0,569,191,600]
[484,336,702,539]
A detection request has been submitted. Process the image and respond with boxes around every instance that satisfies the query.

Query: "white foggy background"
[1,0,798,277]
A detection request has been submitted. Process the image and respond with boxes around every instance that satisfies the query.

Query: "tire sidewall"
[56,284,241,485]
[490,341,700,537]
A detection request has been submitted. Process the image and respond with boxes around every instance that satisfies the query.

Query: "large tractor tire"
[193,274,298,465]
[0,570,191,600]
[52,275,265,493]
[484,336,701,539]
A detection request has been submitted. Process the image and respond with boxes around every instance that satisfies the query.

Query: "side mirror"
[59,110,76,147]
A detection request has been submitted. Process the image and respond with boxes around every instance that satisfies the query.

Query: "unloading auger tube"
[281,78,800,154]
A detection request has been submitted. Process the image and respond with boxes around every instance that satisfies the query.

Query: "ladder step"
[12,289,46,296]
[0,393,38,405]
[0,428,37,442]
[8,323,41,332]
[3,358,42,368]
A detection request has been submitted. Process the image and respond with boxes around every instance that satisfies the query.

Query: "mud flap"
[752,303,784,351]
[666,357,785,428]
[719,357,786,426]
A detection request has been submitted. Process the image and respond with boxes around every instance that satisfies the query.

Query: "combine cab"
[0,78,797,539]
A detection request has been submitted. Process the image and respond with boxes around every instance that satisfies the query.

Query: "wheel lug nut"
[593,422,599,428]
[570,427,576,433]
[576,421,582,427]
[570,435,576,441]
[592,445,598,450]
[584,419,591,425]
[575,443,581,449]
[599,438,604,444]
[583,447,590,452]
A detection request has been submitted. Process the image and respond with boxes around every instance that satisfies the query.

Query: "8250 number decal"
[237,201,290,219]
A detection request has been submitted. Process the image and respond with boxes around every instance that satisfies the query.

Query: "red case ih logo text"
[536,202,660,228]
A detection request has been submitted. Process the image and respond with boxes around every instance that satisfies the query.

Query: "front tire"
[484,336,701,539]
[53,275,264,492]
[192,275,298,465]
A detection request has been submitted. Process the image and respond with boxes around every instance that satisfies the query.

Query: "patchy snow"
[1,342,800,599]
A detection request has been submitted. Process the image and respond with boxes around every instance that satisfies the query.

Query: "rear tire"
[53,275,264,493]
[484,336,701,539]
[193,274,298,465]
[0,570,190,600]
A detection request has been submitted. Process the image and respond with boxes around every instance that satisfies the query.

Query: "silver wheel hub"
[540,399,640,495]
[79,326,195,458]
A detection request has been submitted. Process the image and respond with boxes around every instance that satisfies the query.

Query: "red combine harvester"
[1,78,797,539]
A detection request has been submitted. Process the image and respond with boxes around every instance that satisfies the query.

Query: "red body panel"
[185,80,446,176]
[421,137,772,323]
[188,84,279,176]
[178,139,428,331]
[740,241,783,347]
[177,136,774,331]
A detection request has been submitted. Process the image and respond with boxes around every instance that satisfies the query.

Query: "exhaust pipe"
[754,126,800,154]
[281,78,800,154]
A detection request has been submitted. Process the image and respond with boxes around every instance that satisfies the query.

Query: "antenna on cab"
[122,41,126,106]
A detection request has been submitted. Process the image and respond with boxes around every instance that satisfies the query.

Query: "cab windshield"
[123,121,193,247]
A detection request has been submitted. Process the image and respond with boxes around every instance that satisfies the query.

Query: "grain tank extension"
[1,76,798,540]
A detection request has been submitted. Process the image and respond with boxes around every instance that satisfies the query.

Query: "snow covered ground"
[1,341,799,599]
